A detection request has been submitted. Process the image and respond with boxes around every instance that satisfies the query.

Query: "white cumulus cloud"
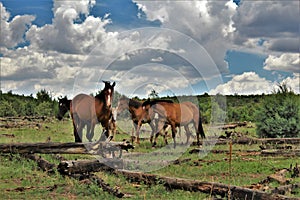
[209,72,274,95]
[264,53,300,73]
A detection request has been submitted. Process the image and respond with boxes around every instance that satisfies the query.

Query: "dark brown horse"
[56,96,71,120]
[117,96,156,144]
[142,100,205,148]
[70,81,115,142]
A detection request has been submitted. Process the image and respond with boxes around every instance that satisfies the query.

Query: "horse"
[142,99,205,148]
[56,94,117,142]
[117,96,157,144]
[56,96,71,120]
[70,81,116,142]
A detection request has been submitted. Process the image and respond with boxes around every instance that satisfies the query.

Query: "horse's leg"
[86,122,91,142]
[72,114,81,142]
[184,125,192,144]
[104,121,110,138]
[177,126,182,138]
[171,123,177,148]
[153,119,164,147]
[193,116,203,146]
[77,121,84,143]
[149,120,156,144]
[110,119,116,141]
[135,121,142,144]
[87,121,95,142]
[163,124,169,145]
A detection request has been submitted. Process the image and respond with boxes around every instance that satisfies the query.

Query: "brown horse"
[142,99,205,148]
[56,96,71,120]
[117,96,157,144]
[70,81,115,142]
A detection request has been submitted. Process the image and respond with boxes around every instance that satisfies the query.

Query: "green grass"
[0,119,299,199]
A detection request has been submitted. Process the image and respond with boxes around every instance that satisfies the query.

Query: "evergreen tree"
[256,83,300,138]
[36,89,52,102]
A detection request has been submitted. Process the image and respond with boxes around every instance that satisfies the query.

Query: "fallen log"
[22,153,124,198]
[271,183,300,195]
[23,153,56,173]
[117,171,296,200]
[58,159,296,200]
[193,137,300,146]
[58,159,117,175]
[261,149,300,157]
[67,173,124,198]
[0,141,134,155]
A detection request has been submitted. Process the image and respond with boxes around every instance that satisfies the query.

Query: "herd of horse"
[57,81,205,148]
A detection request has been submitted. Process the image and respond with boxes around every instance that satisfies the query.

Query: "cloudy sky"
[0,0,299,98]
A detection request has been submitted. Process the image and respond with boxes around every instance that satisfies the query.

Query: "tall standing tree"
[256,83,300,138]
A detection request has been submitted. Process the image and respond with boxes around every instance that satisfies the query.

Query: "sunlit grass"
[0,119,299,199]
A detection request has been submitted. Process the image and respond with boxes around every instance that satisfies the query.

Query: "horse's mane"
[142,99,173,107]
[129,99,142,109]
[95,90,106,102]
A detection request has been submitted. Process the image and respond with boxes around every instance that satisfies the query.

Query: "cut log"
[0,141,134,155]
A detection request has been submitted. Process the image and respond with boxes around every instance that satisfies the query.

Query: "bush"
[256,84,300,138]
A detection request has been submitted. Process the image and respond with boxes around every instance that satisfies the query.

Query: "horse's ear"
[112,82,116,87]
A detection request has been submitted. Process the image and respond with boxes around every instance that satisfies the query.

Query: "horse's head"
[102,81,115,108]
[141,98,151,110]
[57,96,70,120]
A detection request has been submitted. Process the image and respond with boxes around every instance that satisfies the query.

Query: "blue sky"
[0,0,299,97]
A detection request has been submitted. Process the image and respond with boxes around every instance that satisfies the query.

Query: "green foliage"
[256,85,300,138]
[0,90,57,117]
[0,100,17,116]
[36,89,52,102]
[34,101,54,116]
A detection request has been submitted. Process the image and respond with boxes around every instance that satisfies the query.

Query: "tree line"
[0,84,299,138]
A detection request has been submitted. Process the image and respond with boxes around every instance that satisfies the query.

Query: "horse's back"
[71,94,96,121]
[181,102,198,112]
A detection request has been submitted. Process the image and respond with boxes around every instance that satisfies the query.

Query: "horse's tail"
[198,111,205,139]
